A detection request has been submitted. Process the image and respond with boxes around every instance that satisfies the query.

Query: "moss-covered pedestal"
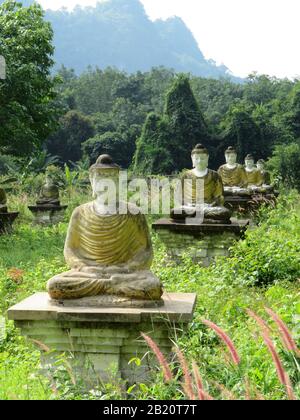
[8,292,196,386]
[28,205,68,226]
[0,210,19,234]
[153,219,248,266]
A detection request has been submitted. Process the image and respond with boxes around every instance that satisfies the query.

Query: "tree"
[0,0,60,156]
[164,75,210,170]
[134,113,172,174]
[134,76,210,174]
[288,82,300,139]
[220,104,261,161]
[46,111,94,163]
[82,131,136,169]
[267,142,300,191]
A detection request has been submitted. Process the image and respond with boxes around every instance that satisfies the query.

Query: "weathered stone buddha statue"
[171,144,231,223]
[36,175,60,207]
[0,188,7,213]
[244,154,264,188]
[218,147,249,196]
[47,155,163,308]
[257,159,271,186]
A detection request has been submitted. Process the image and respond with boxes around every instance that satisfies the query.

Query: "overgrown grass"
[0,192,299,400]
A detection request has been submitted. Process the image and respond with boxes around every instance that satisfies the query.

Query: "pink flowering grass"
[265,307,300,357]
[141,333,173,382]
[202,319,240,366]
[141,309,298,400]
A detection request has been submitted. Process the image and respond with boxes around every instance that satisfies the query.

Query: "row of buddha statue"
[218,146,271,195]
[1,150,274,308]
[46,150,273,307]
[171,144,273,224]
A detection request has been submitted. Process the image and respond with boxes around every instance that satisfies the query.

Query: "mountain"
[3,0,238,79]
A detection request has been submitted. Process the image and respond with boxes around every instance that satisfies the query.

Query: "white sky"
[37,0,300,79]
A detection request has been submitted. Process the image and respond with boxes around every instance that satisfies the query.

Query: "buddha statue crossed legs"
[47,155,163,307]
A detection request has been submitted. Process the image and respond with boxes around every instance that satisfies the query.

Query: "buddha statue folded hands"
[47,155,163,308]
[171,144,231,224]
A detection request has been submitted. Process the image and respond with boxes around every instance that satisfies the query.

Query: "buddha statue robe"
[218,164,247,188]
[171,169,231,222]
[0,188,7,212]
[260,170,271,185]
[37,182,60,206]
[47,202,163,305]
[245,168,264,187]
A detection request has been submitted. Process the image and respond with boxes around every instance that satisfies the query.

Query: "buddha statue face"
[90,169,119,208]
[225,152,237,166]
[245,157,255,170]
[192,151,209,172]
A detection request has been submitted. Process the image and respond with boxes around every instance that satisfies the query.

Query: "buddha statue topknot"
[47,154,163,308]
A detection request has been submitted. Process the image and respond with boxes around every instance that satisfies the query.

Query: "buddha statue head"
[225,147,238,166]
[245,154,255,171]
[257,159,265,171]
[191,144,209,173]
[89,154,120,213]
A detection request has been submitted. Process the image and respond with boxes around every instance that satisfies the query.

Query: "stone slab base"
[8,292,196,385]
[224,193,278,219]
[28,206,68,225]
[0,212,19,234]
[152,219,248,266]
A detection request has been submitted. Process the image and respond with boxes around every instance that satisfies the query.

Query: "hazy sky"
[37,0,300,79]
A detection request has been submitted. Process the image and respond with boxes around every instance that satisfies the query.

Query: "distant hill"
[3,0,239,80]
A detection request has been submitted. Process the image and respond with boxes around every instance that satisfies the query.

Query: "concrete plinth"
[0,211,19,234]
[224,193,278,219]
[152,219,249,266]
[8,292,196,385]
[28,205,68,225]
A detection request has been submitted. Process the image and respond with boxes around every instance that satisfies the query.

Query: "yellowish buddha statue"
[171,144,231,223]
[37,175,60,206]
[218,147,249,196]
[0,188,7,212]
[244,154,264,188]
[47,155,163,308]
[257,159,271,186]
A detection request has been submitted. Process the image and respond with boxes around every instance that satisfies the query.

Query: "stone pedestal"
[8,292,196,385]
[28,205,68,226]
[225,193,278,219]
[152,219,249,266]
[0,211,19,234]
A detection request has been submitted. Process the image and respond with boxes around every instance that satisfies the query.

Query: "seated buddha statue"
[257,159,273,191]
[0,187,7,213]
[171,144,231,223]
[36,175,60,206]
[47,154,163,308]
[218,147,250,196]
[244,154,264,192]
